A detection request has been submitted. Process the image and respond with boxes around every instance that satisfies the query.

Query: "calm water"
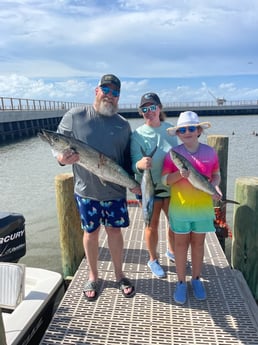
[0,115,258,274]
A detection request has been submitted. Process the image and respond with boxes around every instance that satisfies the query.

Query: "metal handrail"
[0,97,88,111]
[1,96,258,112]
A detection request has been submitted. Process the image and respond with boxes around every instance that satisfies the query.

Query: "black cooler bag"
[0,212,26,262]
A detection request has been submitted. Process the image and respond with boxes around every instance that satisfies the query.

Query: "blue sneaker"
[174,281,187,304]
[191,278,207,300]
[165,249,175,262]
[147,259,166,278]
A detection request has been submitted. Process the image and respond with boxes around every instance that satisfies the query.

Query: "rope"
[127,199,140,207]
[214,207,232,238]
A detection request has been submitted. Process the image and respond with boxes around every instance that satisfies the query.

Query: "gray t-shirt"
[57,105,133,201]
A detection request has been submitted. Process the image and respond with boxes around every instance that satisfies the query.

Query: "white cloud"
[0,0,258,103]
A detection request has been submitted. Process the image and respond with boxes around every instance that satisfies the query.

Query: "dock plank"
[41,204,258,345]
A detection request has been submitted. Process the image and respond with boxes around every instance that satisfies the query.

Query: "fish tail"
[140,145,158,158]
[220,199,240,206]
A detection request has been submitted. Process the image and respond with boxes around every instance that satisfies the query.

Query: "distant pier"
[1,96,258,143]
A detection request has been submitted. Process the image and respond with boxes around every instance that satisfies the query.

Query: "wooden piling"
[207,135,229,250]
[55,173,84,278]
[232,177,258,301]
[0,309,7,345]
[207,135,228,199]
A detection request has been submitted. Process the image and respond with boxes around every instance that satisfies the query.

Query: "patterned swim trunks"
[75,194,130,233]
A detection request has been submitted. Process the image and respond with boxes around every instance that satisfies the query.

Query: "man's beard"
[98,100,117,116]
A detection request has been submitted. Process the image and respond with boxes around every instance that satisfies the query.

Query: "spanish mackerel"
[38,129,139,190]
[170,149,239,205]
[140,146,157,226]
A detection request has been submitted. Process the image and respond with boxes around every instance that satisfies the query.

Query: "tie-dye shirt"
[162,143,220,222]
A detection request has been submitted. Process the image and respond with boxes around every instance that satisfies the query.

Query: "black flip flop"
[117,278,136,298]
[83,280,99,301]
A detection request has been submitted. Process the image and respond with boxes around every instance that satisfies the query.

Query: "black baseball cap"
[139,92,161,107]
[99,74,121,90]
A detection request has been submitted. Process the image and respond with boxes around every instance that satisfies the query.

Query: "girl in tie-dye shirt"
[161,111,222,305]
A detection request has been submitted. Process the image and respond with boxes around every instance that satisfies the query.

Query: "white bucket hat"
[167,111,211,136]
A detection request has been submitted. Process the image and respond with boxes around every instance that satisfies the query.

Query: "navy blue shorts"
[75,194,130,233]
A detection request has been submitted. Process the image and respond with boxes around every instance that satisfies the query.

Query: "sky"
[1,0,258,106]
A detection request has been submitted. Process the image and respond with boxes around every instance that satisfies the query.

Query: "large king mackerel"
[38,129,139,190]
[170,149,239,205]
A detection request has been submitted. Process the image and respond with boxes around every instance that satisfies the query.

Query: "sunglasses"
[100,86,120,97]
[176,126,198,134]
[141,105,157,113]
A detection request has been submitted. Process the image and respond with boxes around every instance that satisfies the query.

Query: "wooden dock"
[40,204,258,345]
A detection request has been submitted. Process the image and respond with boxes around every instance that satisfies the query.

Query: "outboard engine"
[0,212,26,262]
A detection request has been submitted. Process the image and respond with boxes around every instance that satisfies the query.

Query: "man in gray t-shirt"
[56,74,140,301]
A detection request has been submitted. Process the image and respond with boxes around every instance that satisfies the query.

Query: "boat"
[0,212,64,345]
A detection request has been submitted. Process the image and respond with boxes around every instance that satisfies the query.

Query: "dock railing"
[0,97,88,111]
[1,96,258,112]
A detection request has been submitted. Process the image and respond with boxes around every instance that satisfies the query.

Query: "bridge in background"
[1,96,258,143]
